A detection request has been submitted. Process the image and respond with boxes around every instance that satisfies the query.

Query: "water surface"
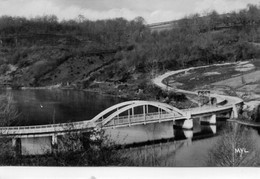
[0,89,125,126]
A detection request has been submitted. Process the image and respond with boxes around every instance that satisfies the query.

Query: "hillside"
[0,17,146,90]
[0,4,260,102]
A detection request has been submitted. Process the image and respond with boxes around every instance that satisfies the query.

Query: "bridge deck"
[0,120,95,136]
[183,104,234,116]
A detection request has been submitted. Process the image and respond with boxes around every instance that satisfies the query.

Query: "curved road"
[152,63,244,106]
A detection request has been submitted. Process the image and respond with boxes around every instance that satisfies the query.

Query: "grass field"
[165,59,260,101]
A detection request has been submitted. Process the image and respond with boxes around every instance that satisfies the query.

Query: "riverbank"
[228,118,260,127]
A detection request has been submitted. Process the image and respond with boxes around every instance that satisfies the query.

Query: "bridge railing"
[0,120,94,135]
[104,112,185,127]
[112,104,235,125]
[182,104,235,116]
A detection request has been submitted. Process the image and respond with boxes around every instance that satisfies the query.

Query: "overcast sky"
[0,0,259,23]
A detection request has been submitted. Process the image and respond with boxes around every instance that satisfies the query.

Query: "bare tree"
[207,123,260,167]
[0,93,20,165]
[0,93,19,127]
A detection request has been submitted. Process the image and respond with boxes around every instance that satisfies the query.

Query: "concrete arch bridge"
[0,100,239,155]
[0,99,239,139]
[0,100,192,137]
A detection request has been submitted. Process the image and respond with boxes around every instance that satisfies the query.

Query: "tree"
[0,93,20,166]
[0,93,19,127]
[207,123,260,166]
[133,16,146,25]
[246,4,260,26]
[207,10,220,30]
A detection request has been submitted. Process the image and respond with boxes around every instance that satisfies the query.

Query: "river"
[0,89,125,126]
[1,89,260,166]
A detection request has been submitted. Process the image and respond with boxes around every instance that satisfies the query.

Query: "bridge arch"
[91,100,186,127]
[91,101,141,123]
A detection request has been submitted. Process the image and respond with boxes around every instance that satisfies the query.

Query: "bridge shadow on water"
[120,119,228,167]
[114,118,226,149]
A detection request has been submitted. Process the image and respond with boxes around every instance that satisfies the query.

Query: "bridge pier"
[173,112,193,130]
[200,114,216,125]
[231,104,239,119]
[12,138,17,147]
[174,119,193,130]
[12,138,21,155]
[52,134,58,146]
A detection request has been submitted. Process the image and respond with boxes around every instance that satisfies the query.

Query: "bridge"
[0,99,240,136]
[0,99,239,148]
[0,100,191,137]
[0,63,243,155]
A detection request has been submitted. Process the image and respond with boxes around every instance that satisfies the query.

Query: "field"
[165,59,260,101]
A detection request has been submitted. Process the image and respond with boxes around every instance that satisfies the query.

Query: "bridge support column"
[231,104,239,119]
[182,119,193,129]
[12,138,17,147]
[174,119,193,130]
[12,138,21,156]
[51,134,58,146]
[51,134,58,153]
[200,114,216,125]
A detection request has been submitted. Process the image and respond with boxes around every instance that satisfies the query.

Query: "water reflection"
[121,121,227,167]
[201,125,216,134]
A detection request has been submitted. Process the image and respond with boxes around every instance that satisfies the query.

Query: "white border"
[0,167,260,179]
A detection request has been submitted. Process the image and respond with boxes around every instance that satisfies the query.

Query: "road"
[152,62,244,107]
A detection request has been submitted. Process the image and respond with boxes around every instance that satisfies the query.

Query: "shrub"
[0,64,10,74]
[168,91,187,102]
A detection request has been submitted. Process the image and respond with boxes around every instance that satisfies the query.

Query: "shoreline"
[228,119,260,127]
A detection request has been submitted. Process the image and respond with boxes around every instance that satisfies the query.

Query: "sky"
[0,0,259,24]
